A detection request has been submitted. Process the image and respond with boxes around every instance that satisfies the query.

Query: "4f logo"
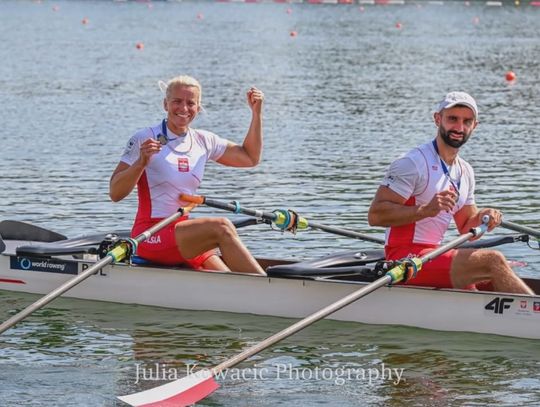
[485,297,514,314]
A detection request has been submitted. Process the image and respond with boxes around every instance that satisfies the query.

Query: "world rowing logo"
[20,258,32,270]
[10,256,77,275]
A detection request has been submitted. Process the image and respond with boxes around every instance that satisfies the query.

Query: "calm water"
[1,0,540,406]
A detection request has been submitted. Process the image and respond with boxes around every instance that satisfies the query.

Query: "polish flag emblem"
[177,158,189,172]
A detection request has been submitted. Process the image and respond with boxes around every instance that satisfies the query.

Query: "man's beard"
[439,126,471,148]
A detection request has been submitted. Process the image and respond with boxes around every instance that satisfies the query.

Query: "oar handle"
[422,219,488,263]
[501,220,540,239]
[182,194,276,221]
[180,194,385,244]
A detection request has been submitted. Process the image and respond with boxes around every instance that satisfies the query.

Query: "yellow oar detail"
[386,257,423,284]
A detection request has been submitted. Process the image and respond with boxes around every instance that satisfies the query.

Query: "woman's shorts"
[133,217,216,269]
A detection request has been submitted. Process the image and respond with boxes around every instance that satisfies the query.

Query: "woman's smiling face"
[163,85,201,134]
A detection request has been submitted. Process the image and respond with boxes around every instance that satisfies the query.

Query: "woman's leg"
[175,217,266,275]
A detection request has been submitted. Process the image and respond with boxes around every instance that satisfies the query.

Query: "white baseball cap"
[436,91,478,120]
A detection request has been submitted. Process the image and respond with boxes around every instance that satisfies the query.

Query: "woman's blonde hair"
[164,75,202,104]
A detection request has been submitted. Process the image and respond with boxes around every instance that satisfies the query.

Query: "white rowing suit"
[120,122,228,225]
[381,140,476,248]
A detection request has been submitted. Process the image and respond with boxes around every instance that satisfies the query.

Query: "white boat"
[1,220,539,340]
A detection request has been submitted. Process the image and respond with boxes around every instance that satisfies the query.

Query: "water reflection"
[1,1,540,406]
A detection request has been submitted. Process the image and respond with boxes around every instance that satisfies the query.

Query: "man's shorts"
[132,217,216,269]
[385,244,457,288]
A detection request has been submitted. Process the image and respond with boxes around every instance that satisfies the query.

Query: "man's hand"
[476,208,502,231]
[419,190,458,218]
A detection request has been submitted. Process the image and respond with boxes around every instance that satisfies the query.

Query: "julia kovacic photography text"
[134,362,405,386]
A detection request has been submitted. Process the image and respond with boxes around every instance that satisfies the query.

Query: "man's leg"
[450,248,533,294]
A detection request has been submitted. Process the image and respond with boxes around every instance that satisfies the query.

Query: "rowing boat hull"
[1,246,539,340]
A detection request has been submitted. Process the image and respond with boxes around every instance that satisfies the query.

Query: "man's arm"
[454,204,502,235]
[368,186,458,227]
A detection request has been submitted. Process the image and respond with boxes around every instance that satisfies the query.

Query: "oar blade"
[118,369,219,407]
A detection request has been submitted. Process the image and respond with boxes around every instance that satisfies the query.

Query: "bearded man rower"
[368,91,533,294]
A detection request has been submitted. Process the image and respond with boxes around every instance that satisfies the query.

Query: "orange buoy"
[197,13,204,20]
[395,22,402,29]
[82,17,89,25]
[52,5,59,11]
[505,71,516,81]
[472,16,480,25]
[290,30,297,37]
[286,7,292,14]
[136,42,144,50]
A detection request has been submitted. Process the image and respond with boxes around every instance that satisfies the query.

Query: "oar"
[180,194,385,245]
[118,217,490,407]
[501,220,540,239]
[0,206,194,335]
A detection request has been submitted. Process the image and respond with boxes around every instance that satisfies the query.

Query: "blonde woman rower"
[110,75,266,275]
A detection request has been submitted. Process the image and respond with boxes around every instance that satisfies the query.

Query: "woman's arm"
[217,87,264,168]
[109,139,162,201]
